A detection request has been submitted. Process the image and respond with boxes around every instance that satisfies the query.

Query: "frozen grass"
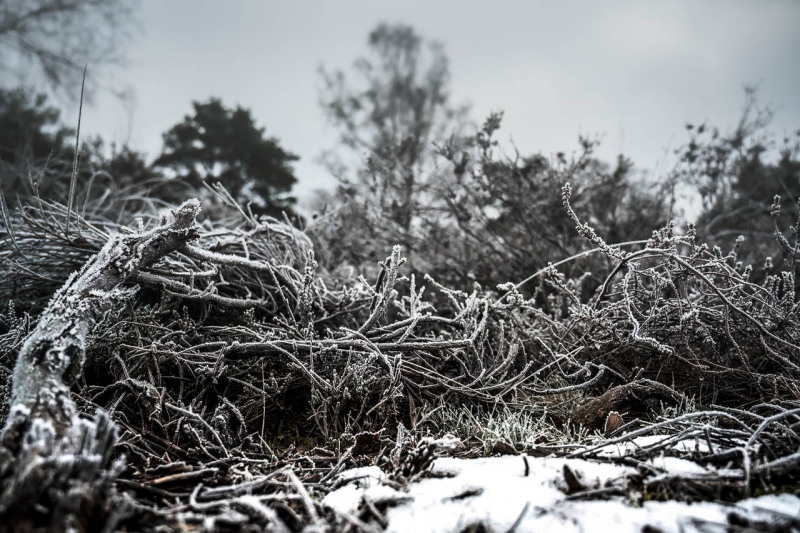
[421,402,592,454]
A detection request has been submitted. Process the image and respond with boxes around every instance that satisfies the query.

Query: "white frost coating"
[9,199,202,411]
[324,456,800,532]
[0,200,201,529]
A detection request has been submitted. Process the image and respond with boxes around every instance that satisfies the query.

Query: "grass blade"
[66,65,88,237]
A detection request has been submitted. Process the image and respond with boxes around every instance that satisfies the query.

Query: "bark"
[0,200,201,532]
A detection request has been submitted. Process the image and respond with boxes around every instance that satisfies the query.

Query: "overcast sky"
[76,0,800,205]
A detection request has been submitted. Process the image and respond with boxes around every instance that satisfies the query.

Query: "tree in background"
[313,24,668,292]
[318,23,469,256]
[0,88,73,200]
[0,91,299,219]
[91,145,152,189]
[0,86,167,221]
[154,99,299,217]
[0,0,138,100]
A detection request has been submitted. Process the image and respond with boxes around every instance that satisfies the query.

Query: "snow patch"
[324,455,800,532]
[593,434,714,457]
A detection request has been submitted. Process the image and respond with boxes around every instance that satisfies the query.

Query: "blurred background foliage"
[0,8,798,299]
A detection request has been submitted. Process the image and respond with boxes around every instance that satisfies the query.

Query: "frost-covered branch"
[7,199,201,418]
[0,199,201,531]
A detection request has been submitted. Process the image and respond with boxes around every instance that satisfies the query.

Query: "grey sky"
[76,0,800,204]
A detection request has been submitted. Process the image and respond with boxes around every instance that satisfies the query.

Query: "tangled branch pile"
[1,182,799,531]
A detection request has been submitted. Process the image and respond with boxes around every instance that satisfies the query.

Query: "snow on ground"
[324,454,800,532]
[592,434,713,458]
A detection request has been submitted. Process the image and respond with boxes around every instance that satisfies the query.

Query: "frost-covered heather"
[1,178,799,530]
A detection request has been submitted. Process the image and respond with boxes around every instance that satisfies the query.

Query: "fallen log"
[0,200,201,532]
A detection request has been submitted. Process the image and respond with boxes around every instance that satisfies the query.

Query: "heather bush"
[3,159,800,528]
[310,112,669,300]
[2,67,800,529]
[673,88,800,270]
[430,113,668,291]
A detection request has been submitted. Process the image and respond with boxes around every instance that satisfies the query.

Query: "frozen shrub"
[673,88,800,272]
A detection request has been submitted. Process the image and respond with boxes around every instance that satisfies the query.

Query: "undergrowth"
[2,178,800,530]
